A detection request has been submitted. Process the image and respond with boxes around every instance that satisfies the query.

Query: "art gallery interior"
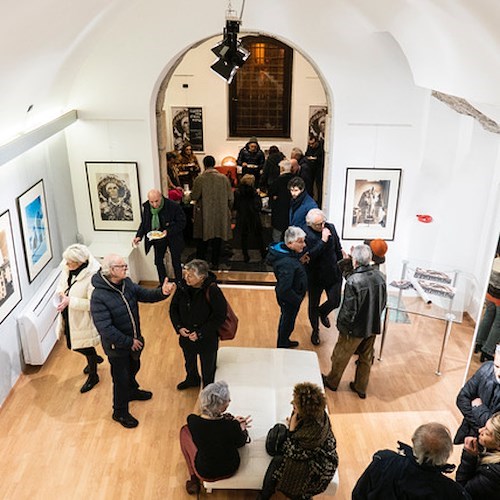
[1,1,500,498]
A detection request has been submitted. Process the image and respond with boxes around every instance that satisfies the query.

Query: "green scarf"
[150,197,164,230]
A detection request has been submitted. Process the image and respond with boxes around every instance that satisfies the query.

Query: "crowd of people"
[52,136,500,498]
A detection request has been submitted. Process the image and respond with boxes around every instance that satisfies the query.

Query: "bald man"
[134,189,186,283]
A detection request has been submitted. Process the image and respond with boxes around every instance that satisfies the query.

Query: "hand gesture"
[321,227,332,242]
[132,236,141,247]
[464,436,479,456]
[471,397,483,407]
[187,332,198,342]
[299,253,310,264]
[179,328,191,337]
[236,415,252,431]
[56,294,70,312]
[132,338,143,351]
[162,278,176,296]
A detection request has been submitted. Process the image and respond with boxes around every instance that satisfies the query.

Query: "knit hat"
[248,136,258,144]
[364,239,388,264]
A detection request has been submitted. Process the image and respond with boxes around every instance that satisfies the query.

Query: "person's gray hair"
[183,259,209,279]
[352,244,372,266]
[412,422,453,466]
[306,208,326,227]
[62,244,91,264]
[291,147,303,159]
[279,159,292,173]
[101,254,122,277]
[199,380,230,417]
[284,226,306,245]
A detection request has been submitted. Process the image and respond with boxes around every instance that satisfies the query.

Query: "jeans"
[476,300,500,356]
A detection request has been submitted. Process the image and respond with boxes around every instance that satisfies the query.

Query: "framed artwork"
[308,105,327,142]
[85,162,141,232]
[171,106,204,152]
[17,180,53,282]
[342,167,402,241]
[0,210,22,324]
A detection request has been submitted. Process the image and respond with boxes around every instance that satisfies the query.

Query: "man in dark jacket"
[454,349,500,443]
[90,254,175,428]
[353,423,470,499]
[237,136,265,186]
[133,189,186,283]
[268,159,295,242]
[266,226,307,348]
[322,244,386,398]
[303,208,344,346]
[305,135,325,206]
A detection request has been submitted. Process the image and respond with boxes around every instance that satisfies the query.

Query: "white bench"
[204,347,339,495]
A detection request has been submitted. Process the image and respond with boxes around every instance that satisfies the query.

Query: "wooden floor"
[0,283,476,499]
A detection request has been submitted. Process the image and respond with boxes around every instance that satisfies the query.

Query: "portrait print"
[171,106,204,152]
[86,162,141,231]
[308,106,327,142]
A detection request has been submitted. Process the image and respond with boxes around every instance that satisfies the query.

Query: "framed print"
[17,180,53,282]
[85,162,141,232]
[0,210,22,323]
[342,167,402,241]
[171,106,204,152]
[308,105,327,142]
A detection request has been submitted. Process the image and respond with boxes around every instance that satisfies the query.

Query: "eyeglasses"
[112,264,128,269]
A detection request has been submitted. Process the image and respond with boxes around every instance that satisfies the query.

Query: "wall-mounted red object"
[416,214,433,223]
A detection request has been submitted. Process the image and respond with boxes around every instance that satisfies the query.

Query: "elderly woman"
[456,412,500,498]
[179,380,251,494]
[169,259,227,390]
[259,382,338,500]
[56,244,102,393]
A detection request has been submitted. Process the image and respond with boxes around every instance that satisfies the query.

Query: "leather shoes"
[278,340,299,349]
[480,351,494,362]
[177,379,201,391]
[320,313,331,328]
[185,476,201,495]
[322,374,337,392]
[311,330,320,346]
[83,355,104,374]
[80,375,99,393]
[350,381,366,399]
[112,412,139,428]
[129,389,153,401]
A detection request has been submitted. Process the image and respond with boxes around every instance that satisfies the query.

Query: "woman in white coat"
[56,244,102,393]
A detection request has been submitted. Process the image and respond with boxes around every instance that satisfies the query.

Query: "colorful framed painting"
[0,210,22,323]
[342,167,402,241]
[17,180,53,282]
[85,161,141,232]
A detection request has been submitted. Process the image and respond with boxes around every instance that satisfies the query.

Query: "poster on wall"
[171,106,204,152]
[342,167,402,241]
[308,105,327,142]
[85,162,141,232]
[17,180,53,282]
[0,210,22,324]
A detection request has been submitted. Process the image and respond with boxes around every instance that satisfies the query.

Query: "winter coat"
[274,412,338,499]
[268,173,294,231]
[135,196,186,255]
[304,222,343,287]
[260,151,285,190]
[169,272,227,352]
[336,265,387,339]
[454,361,500,444]
[90,271,168,357]
[233,184,263,233]
[297,156,314,196]
[237,141,265,169]
[456,448,500,499]
[266,242,307,308]
[191,169,233,241]
[352,441,470,500]
[289,190,317,231]
[56,256,101,350]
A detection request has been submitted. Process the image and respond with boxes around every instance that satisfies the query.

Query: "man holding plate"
[133,189,186,284]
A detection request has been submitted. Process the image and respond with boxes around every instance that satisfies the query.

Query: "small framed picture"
[0,210,22,323]
[342,167,402,241]
[17,180,53,282]
[85,161,142,232]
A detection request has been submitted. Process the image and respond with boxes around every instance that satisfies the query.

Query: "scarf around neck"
[150,197,164,230]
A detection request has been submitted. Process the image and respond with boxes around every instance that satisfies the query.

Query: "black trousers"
[307,281,342,331]
[153,240,183,283]
[108,354,140,415]
[74,347,99,375]
[277,299,301,347]
[180,341,218,387]
[196,238,223,267]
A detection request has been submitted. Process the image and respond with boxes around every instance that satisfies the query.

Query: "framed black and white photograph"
[171,106,204,152]
[342,167,402,241]
[17,180,53,282]
[0,210,22,323]
[308,105,327,142]
[85,161,141,232]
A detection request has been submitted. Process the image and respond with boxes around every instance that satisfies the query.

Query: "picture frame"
[0,210,22,324]
[342,167,402,241]
[85,161,142,232]
[17,180,53,282]
[308,105,327,142]
[171,106,204,152]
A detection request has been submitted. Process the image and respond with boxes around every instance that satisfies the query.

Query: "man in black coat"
[353,423,470,499]
[91,254,175,428]
[133,189,186,283]
[322,244,386,398]
[268,160,295,242]
[305,135,325,206]
[303,208,344,346]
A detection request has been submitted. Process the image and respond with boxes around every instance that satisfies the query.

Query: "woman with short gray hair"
[179,380,252,494]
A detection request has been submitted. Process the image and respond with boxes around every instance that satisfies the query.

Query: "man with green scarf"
[134,189,186,283]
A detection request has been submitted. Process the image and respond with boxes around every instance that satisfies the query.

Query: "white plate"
[147,231,165,240]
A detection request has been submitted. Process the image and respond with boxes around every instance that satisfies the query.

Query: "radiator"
[18,268,61,365]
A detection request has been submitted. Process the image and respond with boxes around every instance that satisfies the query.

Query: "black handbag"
[265,423,288,456]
